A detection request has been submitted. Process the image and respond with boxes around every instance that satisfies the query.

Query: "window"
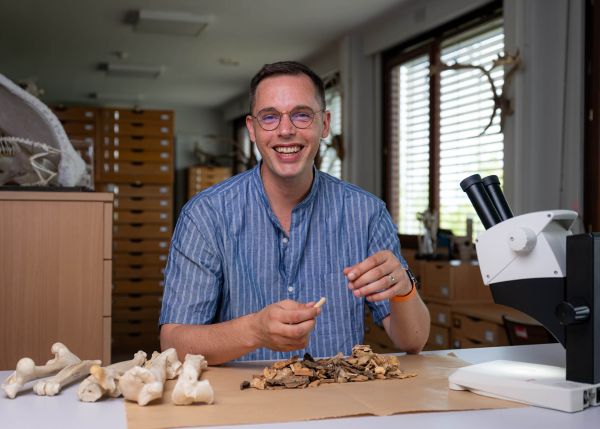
[318,73,343,179]
[385,9,504,238]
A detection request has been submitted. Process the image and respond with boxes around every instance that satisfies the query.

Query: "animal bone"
[120,348,181,406]
[171,354,214,405]
[2,342,81,399]
[33,359,101,396]
[77,351,147,402]
[313,297,327,308]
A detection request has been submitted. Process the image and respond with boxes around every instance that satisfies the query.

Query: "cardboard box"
[420,261,493,303]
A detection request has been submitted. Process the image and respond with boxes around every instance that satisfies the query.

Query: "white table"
[1,344,599,429]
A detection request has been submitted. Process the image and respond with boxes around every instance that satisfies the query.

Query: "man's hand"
[344,250,412,302]
[250,300,321,352]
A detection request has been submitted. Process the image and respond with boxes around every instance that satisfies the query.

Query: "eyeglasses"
[251,107,324,131]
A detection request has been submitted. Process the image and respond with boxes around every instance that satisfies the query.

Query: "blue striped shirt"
[160,163,406,361]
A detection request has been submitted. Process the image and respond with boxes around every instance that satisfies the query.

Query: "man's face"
[246,74,330,185]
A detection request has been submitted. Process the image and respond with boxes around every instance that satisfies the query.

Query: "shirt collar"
[251,161,321,212]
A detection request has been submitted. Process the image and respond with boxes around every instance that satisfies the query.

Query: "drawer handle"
[131,161,144,166]
[130,183,144,188]
[131,210,143,214]
[128,320,142,325]
[131,135,144,140]
[129,307,142,312]
[129,278,142,282]
[129,265,143,269]
[128,252,143,256]
[131,196,143,201]
[130,239,143,243]
[131,122,144,127]
[131,148,144,153]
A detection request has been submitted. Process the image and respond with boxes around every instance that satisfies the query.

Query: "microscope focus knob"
[555,301,590,325]
[507,227,537,253]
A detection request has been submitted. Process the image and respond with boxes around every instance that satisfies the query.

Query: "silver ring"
[388,274,396,285]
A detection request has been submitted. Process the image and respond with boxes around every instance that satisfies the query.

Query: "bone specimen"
[313,297,327,308]
[77,351,147,402]
[2,342,81,399]
[34,360,101,396]
[241,345,416,390]
[171,354,214,405]
[120,348,181,406]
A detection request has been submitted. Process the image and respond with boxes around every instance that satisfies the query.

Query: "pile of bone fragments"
[1,342,214,406]
[241,344,416,390]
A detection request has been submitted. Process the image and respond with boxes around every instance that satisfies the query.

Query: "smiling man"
[159,61,430,364]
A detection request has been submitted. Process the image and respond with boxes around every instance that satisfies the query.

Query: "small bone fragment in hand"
[172,354,214,405]
[2,342,81,399]
[313,297,327,308]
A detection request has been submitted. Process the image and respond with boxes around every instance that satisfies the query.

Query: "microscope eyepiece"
[460,174,502,229]
[482,175,514,221]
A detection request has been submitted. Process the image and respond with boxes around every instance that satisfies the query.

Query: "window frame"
[382,1,503,247]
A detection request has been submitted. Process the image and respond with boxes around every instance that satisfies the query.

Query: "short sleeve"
[366,204,408,325]
[159,205,223,326]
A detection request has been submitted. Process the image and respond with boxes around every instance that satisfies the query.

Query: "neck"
[260,164,314,224]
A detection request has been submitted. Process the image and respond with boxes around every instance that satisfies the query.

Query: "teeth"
[275,146,301,154]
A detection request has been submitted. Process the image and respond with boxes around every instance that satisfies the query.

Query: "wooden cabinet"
[0,191,113,369]
[187,166,231,199]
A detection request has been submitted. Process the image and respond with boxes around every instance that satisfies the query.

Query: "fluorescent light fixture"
[132,10,213,36]
[98,62,164,79]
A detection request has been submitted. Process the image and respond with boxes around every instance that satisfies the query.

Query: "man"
[160,61,430,364]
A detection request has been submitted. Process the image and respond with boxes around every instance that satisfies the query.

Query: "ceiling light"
[130,10,214,37]
[98,62,164,79]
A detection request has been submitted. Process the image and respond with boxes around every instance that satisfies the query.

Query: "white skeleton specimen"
[33,359,101,396]
[1,342,81,399]
[77,351,147,402]
[120,348,181,406]
[171,354,214,406]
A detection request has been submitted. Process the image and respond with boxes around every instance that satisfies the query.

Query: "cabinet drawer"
[113,321,159,335]
[421,261,492,303]
[113,223,171,239]
[428,302,452,327]
[53,105,98,121]
[114,279,164,294]
[114,238,170,253]
[450,333,482,349]
[103,120,173,137]
[114,209,172,224]
[99,183,172,198]
[113,307,161,322]
[114,252,168,267]
[112,333,160,352]
[101,160,172,177]
[451,313,508,346]
[61,120,97,136]
[102,148,172,163]
[421,262,450,298]
[113,294,162,309]
[101,135,173,151]
[114,265,165,280]
[102,108,173,123]
[114,196,171,211]
[426,324,450,350]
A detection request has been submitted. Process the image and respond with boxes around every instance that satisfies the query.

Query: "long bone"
[34,359,101,396]
[77,351,147,402]
[120,348,181,406]
[171,354,214,405]
[2,342,81,399]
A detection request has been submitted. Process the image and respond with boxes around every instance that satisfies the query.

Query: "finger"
[274,319,316,339]
[345,251,387,282]
[351,276,389,298]
[361,271,413,302]
[277,307,319,325]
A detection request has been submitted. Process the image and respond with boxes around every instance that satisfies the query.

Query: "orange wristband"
[390,268,418,303]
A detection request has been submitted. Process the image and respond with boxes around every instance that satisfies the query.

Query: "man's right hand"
[250,300,321,352]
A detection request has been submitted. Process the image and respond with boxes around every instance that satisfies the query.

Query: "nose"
[277,112,296,136]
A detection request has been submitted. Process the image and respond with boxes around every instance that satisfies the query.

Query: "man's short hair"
[249,61,326,113]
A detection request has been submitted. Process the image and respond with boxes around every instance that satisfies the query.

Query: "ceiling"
[0,0,406,109]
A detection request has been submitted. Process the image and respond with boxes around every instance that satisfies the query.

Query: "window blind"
[393,54,430,234]
[439,22,504,236]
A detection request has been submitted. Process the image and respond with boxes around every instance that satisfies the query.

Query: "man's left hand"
[344,250,412,302]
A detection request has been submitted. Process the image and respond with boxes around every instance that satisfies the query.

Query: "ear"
[320,110,331,139]
[245,115,256,143]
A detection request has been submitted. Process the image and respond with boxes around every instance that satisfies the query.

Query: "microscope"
[448,174,599,412]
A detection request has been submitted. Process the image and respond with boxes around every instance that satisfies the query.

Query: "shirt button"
[287,286,294,292]
[282,237,289,244]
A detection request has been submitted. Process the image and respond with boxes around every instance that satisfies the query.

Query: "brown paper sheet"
[125,354,525,429]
